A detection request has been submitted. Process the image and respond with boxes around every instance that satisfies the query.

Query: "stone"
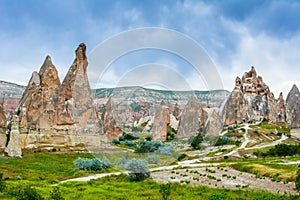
[151,101,170,141]
[54,43,102,134]
[286,85,300,128]
[176,94,208,139]
[5,115,22,157]
[102,97,123,140]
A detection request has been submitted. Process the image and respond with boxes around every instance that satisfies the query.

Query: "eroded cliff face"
[286,85,300,128]
[223,67,286,125]
[176,95,208,139]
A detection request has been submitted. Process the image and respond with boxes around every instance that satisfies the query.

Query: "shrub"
[295,166,300,192]
[156,145,174,156]
[177,153,188,161]
[147,155,160,164]
[111,138,120,145]
[13,186,44,200]
[74,157,110,171]
[120,140,137,148]
[191,135,203,149]
[125,159,150,181]
[49,186,65,200]
[118,155,128,166]
[159,182,172,200]
[123,133,139,140]
[0,173,6,193]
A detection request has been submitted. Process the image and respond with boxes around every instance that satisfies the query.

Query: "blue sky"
[1,0,300,97]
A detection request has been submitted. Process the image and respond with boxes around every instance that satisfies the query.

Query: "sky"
[0,0,300,98]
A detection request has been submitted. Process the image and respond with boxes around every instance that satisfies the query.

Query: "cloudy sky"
[1,0,300,97]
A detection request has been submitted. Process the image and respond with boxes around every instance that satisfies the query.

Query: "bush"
[156,145,174,156]
[13,186,44,200]
[74,157,110,171]
[177,153,188,161]
[49,186,65,200]
[147,155,160,164]
[0,173,6,193]
[191,135,203,149]
[295,166,300,192]
[125,159,150,181]
[120,140,137,148]
[159,182,172,200]
[123,133,139,140]
[139,140,163,152]
[111,138,120,145]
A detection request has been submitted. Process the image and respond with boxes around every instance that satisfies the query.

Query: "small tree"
[0,173,6,193]
[125,159,150,181]
[191,135,203,149]
[295,166,300,192]
[49,186,65,200]
[159,182,172,200]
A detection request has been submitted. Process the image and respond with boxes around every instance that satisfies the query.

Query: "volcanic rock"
[55,43,101,133]
[0,101,6,148]
[223,66,286,125]
[151,101,170,141]
[5,115,22,157]
[18,56,60,130]
[286,85,300,128]
[176,95,208,139]
[204,109,223,137]
[173,103,180,120]
[102,97,123,140]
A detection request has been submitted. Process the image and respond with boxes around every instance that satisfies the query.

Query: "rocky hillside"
[93,87,228,108]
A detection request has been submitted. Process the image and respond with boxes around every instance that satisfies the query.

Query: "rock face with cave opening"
[222,66,286,125]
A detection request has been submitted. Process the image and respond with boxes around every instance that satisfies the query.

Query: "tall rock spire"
[55,43,101,134]
[176,94,208,138]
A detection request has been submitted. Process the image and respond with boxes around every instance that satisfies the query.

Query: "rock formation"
[151,101,170,141]
[13,43,105,150]
[204,109,223,137]
[54,43,101,134]
[223,66,286,125]
[5,115,22,157]
[176,94,208,139]
[173,103,180,120]
[286,85,300,128]
[0,101,6,148]
[18,56,60,131]
[102,97,123,140]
